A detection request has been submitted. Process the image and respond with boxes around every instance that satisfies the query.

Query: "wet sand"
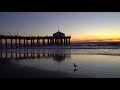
[0,59,89,78]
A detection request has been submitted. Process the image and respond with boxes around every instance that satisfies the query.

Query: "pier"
[0,31,71,48]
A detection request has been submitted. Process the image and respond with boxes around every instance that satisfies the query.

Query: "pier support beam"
[60,38,63,45]
[0,39,2,48]
[6,53,7,58]
[24,39,25,47]
[11,39,12,48]
[24,53,25,58]
[11,53,13,58]
[55,39,56,44]
[31,39,32,47]
[15,39,17,48]
[19,53,21,58]
[38,39,40,46]
[64,38,66,45]
[43,39,45,45]
[16,53,17,59]
[69,38,70,45]
[5,39,7,48]
[0,52,1,57]
[50,39,52,45]
[37,39,38,45]
[33,39,34,46]
[66,38,68,45]
[26,53,28,58]
[19,39,21,47]
[39,39,41,46]
[53,39,54,44]
[26,39,28,47]
[48,39,49,45]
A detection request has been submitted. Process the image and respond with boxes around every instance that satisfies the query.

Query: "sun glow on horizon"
[70,30,120,42]
[1,12,120,43]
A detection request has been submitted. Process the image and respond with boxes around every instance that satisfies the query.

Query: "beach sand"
[0,59,90,78]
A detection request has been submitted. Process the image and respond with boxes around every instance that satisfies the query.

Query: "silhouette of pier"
[0,31,71,48]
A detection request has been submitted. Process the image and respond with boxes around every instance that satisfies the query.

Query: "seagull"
[74,63,77,67]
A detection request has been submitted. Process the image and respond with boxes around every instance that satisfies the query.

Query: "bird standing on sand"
[74,63,77,67]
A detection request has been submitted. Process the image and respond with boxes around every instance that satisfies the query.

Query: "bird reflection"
[74,68,77,72]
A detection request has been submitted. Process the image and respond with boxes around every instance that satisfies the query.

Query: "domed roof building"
[49,30,71,45]
[53,30,65,38]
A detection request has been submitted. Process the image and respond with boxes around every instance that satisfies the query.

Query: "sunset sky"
[0,12,120,42]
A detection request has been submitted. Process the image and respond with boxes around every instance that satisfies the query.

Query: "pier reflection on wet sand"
[0,49,71,62]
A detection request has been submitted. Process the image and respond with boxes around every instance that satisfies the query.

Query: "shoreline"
[1,45,120,49]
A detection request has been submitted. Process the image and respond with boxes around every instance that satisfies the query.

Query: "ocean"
[1,43,120,78]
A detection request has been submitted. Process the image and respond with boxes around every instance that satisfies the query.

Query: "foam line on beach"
[1,45,120,49]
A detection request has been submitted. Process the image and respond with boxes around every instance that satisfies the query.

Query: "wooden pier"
[0,31,71,48]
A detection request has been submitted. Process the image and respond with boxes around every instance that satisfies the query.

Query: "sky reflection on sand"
[1,48,120,78]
